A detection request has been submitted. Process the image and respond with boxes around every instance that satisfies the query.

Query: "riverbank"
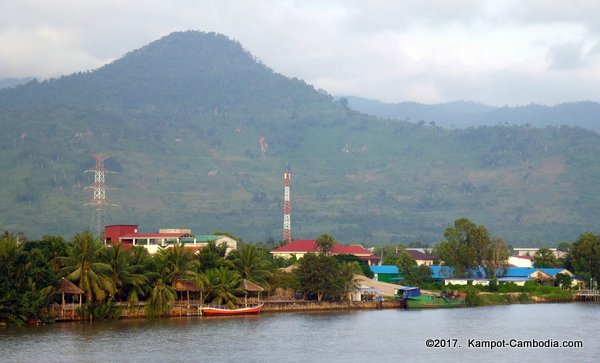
[263,300,402,312]
[45,300,404,323]
[470,289,574,306]
[47,291,579,324]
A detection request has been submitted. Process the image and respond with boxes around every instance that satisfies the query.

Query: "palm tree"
[57,231,115,305]
[339,261,361,301]
[197,240,232,272]
[101,243,149,305]
[316,234,336,254]
[155,242,199,284]
[230,244,272,285]
[146,278,176,318]
[201,267,241,308]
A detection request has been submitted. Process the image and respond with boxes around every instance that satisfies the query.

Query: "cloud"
[547,41,586,70]
[0,0,599,105]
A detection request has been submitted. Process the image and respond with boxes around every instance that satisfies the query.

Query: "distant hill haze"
[1,31,600,246]
[0,77,34,89]
[345,96,600,133]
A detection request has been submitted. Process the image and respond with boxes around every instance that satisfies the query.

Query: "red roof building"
[104,225,237,255]
[271,239,379,265]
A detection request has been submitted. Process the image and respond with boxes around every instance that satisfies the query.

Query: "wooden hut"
[240,279,264,307]
[56,278,83,320]
[174,279,201,304]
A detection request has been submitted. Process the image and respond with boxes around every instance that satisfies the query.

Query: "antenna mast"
[283,164,292,244]
[85,153,114,238]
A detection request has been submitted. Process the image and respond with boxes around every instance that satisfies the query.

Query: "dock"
[574,289,600,302]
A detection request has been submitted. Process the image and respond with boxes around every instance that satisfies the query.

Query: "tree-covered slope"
[1,31,600,246]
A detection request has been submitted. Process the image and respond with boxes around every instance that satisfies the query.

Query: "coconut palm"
[145,251,177,317]
[339,261,361,301]
[229,244,272,285]
[197,240,232,272]
[100,243,149,305]
[155,242,199,284]
[146,278,176,318]
[316,234,336,254]
[57,231,115,304]
[201,267,242,308]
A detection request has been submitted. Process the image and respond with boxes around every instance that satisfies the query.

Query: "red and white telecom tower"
[85,153,114,238]
[283,164,292,244]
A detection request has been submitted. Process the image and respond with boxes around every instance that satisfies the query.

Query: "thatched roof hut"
[240,279,264,292]
[174,280,201,304]
[174,280,201,292]
[57,278,84,295]
[57,278,83,319]
[240,280,264,307]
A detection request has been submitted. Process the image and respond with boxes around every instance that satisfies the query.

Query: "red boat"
[202,303,264,316]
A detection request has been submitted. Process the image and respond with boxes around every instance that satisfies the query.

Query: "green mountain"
[1,31,600,246]
[345,96,600,133]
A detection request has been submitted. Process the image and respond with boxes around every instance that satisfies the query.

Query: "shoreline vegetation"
[2,218,599,327]
[25,292,579,326]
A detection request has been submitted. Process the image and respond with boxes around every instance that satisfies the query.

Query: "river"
[1,303,598,362]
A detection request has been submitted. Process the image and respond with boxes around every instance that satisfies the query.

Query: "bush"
[517,293,531,303]
[465,287,481,306]
[497,282,520,293]
[77,301,121,321]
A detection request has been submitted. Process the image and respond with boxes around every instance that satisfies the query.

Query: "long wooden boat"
[396,287,465,309]
[404,295,466,309]
[202,303,264,316]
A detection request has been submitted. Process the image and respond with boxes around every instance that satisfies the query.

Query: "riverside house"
[104,225,237,254]
[271,239,379,265]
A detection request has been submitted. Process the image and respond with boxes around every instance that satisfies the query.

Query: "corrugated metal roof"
[272,240,318,252]
[370,265,399,274]
[121,233,188,238]
[334,245,372,255]
[539,268,572,277]
[272,240,373,256]
[406,250,434,260]
[502,267,537,277]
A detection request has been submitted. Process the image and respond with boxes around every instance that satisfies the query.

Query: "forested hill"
[345,96,600,133]
[1,31,600,246]
[0,31,330,114]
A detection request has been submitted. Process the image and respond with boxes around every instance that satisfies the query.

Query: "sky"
[1,0,600,106]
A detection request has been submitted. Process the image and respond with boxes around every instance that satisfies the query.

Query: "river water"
[1,303,598,362]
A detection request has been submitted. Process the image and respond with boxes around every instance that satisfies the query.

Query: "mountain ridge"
[345,96,600,133]
[1,31,600,246]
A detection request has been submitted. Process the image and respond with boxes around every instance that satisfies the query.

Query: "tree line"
[377,217,600,288]
[0,231,365,326]
[2,219,600,326]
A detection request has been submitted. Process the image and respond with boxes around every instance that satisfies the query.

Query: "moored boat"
[202,303,264,316]
[395,287,465,309]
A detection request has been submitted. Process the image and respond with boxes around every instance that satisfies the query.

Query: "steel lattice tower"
[85,153,113,238]
[283,164,292,244]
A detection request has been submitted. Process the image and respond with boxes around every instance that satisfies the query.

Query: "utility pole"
[283,164,292,244]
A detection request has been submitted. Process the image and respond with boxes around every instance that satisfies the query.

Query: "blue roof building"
[370,265,402,283]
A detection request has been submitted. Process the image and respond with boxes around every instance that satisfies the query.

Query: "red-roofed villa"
[271,239,379,265]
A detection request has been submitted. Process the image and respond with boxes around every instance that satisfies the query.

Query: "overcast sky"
[1,0,599,106]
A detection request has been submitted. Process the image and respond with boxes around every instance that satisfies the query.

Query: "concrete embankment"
[263,300,402,312]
